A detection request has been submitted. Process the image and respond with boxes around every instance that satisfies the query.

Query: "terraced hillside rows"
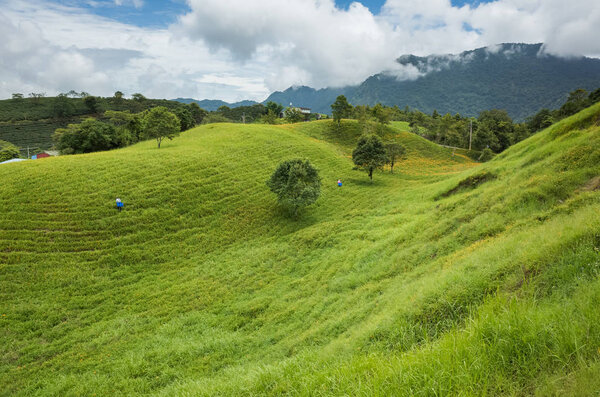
[1,105,599,396]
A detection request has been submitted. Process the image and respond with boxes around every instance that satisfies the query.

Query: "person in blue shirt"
[116,198,123,212]
[337,179,342,187]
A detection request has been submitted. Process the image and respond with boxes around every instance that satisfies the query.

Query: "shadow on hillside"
[345,176,388,187]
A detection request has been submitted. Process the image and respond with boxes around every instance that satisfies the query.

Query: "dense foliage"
[53,118,121,154]
[0,139,19,162]
[267,158,321,215]
[214,104,266,123]
[0,93,208,150]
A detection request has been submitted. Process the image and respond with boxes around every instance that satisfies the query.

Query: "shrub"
[0,140,20,162]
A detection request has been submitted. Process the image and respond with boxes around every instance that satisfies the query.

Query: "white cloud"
[175,0,398,89]
[0,0,599,102]
[114,0,143,8]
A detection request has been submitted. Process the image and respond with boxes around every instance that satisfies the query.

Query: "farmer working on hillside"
[116,198,123,212]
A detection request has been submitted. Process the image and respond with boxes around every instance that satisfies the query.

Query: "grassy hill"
[1,105,599,395]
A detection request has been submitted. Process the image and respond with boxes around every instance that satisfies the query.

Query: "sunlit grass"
[1,105,599,395]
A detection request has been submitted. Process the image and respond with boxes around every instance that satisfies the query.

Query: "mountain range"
[176,43,600,121]
[172,98,259,112]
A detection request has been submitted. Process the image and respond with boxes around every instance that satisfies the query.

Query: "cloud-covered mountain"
[265,43,600,120]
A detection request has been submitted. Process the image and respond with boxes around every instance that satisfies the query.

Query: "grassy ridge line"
[288,119,476,176]
[1,105,599,395]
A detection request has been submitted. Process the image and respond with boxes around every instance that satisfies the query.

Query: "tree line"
[52,102,206,154]
[330,87,600,155]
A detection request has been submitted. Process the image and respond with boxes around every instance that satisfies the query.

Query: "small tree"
[143,106,180,148]
[11,93,24,100]
[331,95,353,126]
[0,140,20,162]
[372,103,391,131]
[384,142,406,173]
[267,159,321,216]
[352,134,387,182]
[132,93,146,102]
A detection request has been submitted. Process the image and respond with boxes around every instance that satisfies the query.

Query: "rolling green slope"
[1,106,599,396]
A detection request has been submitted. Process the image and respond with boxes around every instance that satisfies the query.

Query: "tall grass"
[1,104,599,395]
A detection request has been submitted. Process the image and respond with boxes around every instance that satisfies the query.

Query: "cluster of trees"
[329,87,600,154]
[526,88,600,132]
[203,101,321,125]
[53,104,196,154]
[266,135,406,218]
[3,90,207,123]
[352,135,406,181]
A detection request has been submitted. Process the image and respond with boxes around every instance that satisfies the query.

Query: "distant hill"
[264,86,346,114]
[265,43,600,120]
[173,98,258,111]
[0,96,190,150]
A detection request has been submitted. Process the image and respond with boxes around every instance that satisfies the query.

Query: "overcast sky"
[1,0,599,102]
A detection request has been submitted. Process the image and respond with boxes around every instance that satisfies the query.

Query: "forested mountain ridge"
[173,98,258,111]
[265,43,600,120]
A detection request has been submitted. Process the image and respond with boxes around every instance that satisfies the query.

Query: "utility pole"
[468,120,473,151]
[27,146,30,158]
[242,112,246,124]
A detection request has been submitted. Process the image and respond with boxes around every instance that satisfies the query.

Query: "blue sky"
[61,0,497,28]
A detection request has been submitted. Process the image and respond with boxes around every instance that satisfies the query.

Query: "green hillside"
[0,96,193,151]
[1,105,599,395]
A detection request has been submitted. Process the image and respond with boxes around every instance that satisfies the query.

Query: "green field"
[1,105,599,395]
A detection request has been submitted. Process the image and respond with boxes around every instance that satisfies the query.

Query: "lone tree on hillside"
[267,159,321,216]
[143,106,180,148]
[352,134,387,182]
[384,142,406,173]
[331,95,353,126]
[0,140,20,162]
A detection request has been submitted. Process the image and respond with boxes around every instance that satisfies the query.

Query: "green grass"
[1,105,599,396]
